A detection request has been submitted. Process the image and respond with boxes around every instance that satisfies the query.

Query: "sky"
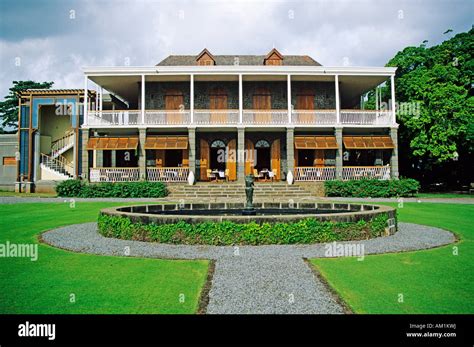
[0,0,472,100]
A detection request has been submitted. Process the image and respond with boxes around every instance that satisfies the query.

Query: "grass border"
[197,260,216,314]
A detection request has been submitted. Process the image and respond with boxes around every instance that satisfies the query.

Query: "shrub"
[56,180,168,198]
[324,178,420,197]
[97,213,390,246]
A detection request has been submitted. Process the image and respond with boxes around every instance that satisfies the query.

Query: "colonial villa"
[12,48,399,192]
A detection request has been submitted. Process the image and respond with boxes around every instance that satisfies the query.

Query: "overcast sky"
[0,0,472,99]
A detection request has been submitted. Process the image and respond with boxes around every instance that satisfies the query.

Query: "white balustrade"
[294,167,336,181]
[342,166,391,180]
[147,167,190,182]
[193,110,239,125]
[87,110,141,126]
[340,110,393,125]
[291,110,337,125]
[243,110,288,125]
[89,168,140,182]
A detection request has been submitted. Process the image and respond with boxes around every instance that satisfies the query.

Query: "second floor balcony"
[86,109,394,127]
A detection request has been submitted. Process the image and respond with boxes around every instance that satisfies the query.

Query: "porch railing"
[87,110,141,126]
[291,110,337,125]
[294,167,336,181]
[147,167,189,182]
[243,110,288,125]
[89,167,140,182]
[342,166,391,180]
[340,110,392,125]
[145,110,191,125]
[193,110,239,125]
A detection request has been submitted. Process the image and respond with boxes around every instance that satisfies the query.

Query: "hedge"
[56,180,168,198]
[97,213,389,245]
[324,178,420,198]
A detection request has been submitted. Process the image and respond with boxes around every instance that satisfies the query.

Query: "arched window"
[210,139,226,148]
[255,139,270,148]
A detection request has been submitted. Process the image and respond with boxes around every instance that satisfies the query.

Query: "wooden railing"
[342,166,391,180]
[51,130,74,158]
[243,110,289,125]
[87,110,141,126]
[193,110,239,125]
[340,110,392,125]
[294,167,336,181]
[89,167,140,182]
[40,153,74,177]
[291,110,337,125]
[147,167,189,182]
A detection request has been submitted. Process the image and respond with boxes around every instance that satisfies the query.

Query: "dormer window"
[264,48,283,66]
[196,48,216,66]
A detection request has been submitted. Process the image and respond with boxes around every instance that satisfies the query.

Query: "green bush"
[324,178,420,198]
[55,180,168,198]
[98,213,390,245]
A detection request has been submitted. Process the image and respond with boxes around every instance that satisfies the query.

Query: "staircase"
[40,153,74,180]
[51,131,74,159]
[167,182,316,202]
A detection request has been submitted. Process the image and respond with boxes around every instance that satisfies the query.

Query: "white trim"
[391,75,396,124]
[238,74,243,124]
[84,76,88,126]
[141,74,145,124]
[335,75,340,124]
[82,65,397,76]
[287,74,292,124]
[190,74,194,124]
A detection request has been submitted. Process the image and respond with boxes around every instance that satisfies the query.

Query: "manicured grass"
[415,192,473,199]
[311,203,474,314]
[0,202,209,314]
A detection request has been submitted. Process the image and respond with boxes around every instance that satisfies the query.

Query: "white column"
[287,74,292,124]
[390,75,396,124]
[84,75,88,126]
[190,74,194,124]
[141,74,145,125]
[238,74,243,124]
[99,87,103,112]
[335,75,340,124]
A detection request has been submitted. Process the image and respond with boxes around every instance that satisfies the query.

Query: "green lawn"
[0,191,57,197]
[415,192,473,199]
[0,202,209,314]
[311,203,474,314]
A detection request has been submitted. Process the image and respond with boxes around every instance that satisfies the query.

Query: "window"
[255,139,270,148]
[3,157,16,166]
[210,139,226,148]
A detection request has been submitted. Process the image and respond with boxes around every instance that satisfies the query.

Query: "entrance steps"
[167,182,321,202]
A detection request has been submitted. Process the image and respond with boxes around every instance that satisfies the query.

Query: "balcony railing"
[87,110,141,126]
[147,167,189,182]
[243,110,288,125]
[85,109,394,127]
[194,110,239,125]
[342,166,391,180]
[145,110,191,126]
[340,110,392,125]
[291,110,337,125]
[294,167,336,181]
[89,167,140,182]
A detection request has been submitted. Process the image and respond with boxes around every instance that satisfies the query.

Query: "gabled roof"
[196,48,216,62]
[157,49,321,66]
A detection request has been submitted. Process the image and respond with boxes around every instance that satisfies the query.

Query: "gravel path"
[41,222,455,314]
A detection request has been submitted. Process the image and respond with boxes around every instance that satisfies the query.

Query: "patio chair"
[206,169,215,182]
[253,169,263,181]
[270,169,277,182]
[224,168,230,182]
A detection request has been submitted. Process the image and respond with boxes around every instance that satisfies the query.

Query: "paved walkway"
[41,222,455,314]
[1,196,473,204]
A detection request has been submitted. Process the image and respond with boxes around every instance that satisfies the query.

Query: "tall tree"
[365,28,473,186]
[0,80,54,129]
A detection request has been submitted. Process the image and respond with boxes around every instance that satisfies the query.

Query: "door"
[253,87,271,123]
[314,149,325,167]
[227,139,237,180]
[209,88,228,124]
[296,89,315,123]
[155,149,165,167]
[245,139,254,175]
[270,138,281,180]
[165,90,184,124]
[199,138,209,180]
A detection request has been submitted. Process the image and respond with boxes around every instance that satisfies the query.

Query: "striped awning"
[343,136,394,149]
[294,136,338,149]
[86,137,139,150]
[145,136,188,150]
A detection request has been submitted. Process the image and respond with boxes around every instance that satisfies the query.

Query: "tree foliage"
[0,80,54,129]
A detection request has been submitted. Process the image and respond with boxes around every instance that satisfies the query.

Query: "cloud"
[0,0,472,99]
